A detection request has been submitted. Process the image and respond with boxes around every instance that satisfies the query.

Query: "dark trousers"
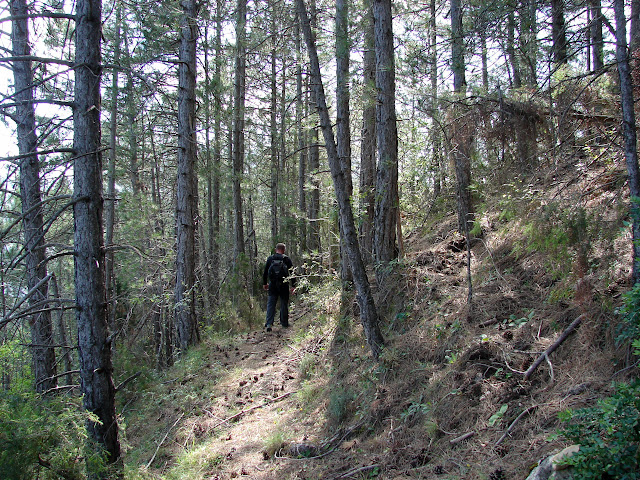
[265,286,290,327]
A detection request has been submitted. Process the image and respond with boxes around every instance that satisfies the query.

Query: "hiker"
[263,243,296,331]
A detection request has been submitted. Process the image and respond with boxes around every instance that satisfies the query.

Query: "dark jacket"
[263,253,295,293]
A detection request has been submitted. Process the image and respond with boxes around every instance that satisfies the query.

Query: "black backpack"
[268,255,289,284]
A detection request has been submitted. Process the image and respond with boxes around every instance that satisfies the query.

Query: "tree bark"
[270,7,279,245]
[11,0,57,395]
[297,0,384,359]
[175,0,200,351]
[359,0,376,265]
[614,0,640,284]
[632,0,640,51]
[104,3,120,344]
[295,13,308,253]
[551,0,567,65]
[212,0,223,297]
[589,0,604,71]
[451,0,466,92]
[307,0,321,253]
[336,0,353,284]
[73,0,121,467]
[429,0,442,199]
[373,0,398,272]
[232,0,247,257]
[520,0,537,87]
[50,274,73,386]
[507,11,521,89]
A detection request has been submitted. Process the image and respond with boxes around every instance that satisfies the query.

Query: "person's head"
[275,243,286,254]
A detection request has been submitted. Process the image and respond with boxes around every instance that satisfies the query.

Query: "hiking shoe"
[281,323,290,328]
[265,325,272,332]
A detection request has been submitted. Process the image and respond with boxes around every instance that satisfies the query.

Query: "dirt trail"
[199,313,328,480]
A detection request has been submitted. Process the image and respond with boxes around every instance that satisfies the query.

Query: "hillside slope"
[122,158,638,479]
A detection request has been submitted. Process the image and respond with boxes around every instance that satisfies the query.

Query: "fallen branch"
[524,315,584,380]
[495,404,538,446]
[115,371,141,393]
[212,391,293,429]
[147,413,184,469]
[332,464,380,479]
[450,431,474,444]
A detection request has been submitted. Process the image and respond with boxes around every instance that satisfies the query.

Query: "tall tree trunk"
[614,0,640,284]
[551,0,567,65]
[451,0,466,92]
[430,0,442,199]
[212,0,223,298]
[373,0,398,272]
[480,31,489,92]
[104,4,120,344]
[359,0,376,265]
[296,13,308,253]
[336,0,353,284]
[203,24,215,311]
[632,0,640,51]
[307,0,321,253]
[450,0,472,232]
[50,274,73,386]
[73,0,121,467]
[270,9,279,245]
[520,0,537,87]
[297,0,384,359]
[450,0,473,305]
[232,0,247,257]
[11,0,57,394]
[175,0,200,351]
[590,0,604,71]
[507,11,521,89]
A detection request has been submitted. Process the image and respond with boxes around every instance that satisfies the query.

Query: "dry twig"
[523,315,584,380]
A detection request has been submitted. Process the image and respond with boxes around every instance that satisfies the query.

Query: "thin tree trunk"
[429,0,442,199]
[373,0,398,272]
[212,0,223,297]
[296,14,308,253]
[203,24,215,312]
[614,0,640,284]
[481,31,489,92]
[336,0,353,284]
[11,0,57,395]
[104,4,120,342]
[450,0,473,306]
[50,274,73,386]
[590,0,604,71]
[74,0,121,467]
[520,0,537,87]
[551,0,567,65]
[175,0,200,351]
[507,11,521,89]
[232,0,247,257]
[297,0,384,359]
[307,0,321,253]
[359,0,376,265]
[632,0,640,51]
[270,9,279,244]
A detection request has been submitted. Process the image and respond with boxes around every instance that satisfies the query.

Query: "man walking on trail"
[263,243,296,332]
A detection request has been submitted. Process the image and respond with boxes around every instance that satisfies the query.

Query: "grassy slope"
[120,156,638,479]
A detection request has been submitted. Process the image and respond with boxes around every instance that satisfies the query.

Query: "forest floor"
[122,158,639,479]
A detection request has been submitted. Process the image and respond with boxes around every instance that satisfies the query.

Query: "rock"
[551,445,580,471]
[524,446,579,480]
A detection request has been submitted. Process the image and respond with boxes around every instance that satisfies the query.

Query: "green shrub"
[328,386,355,424]
[559,381,640,480]
[0,393,104,479]
[616,281,640,356]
